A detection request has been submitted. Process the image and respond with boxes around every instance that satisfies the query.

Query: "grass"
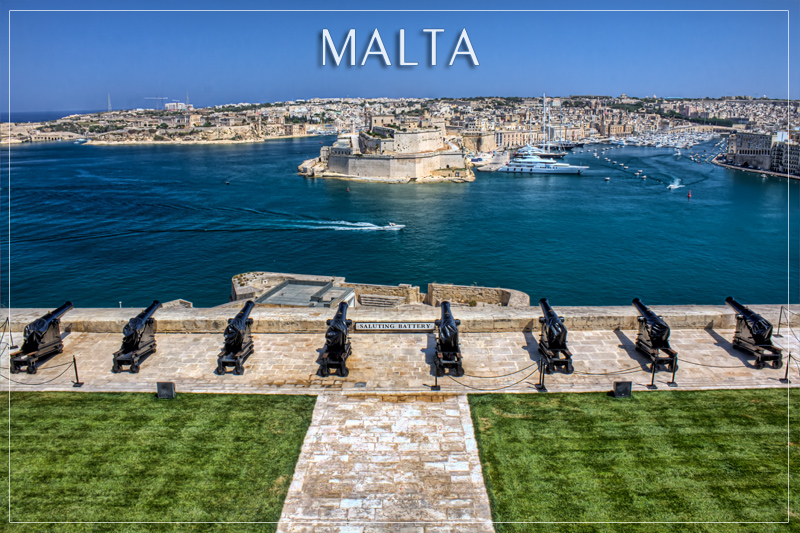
[1,392,317,531]
[470,388,798,533]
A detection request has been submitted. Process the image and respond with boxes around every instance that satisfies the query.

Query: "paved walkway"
[277,393,494,533]
[2,329,797,394]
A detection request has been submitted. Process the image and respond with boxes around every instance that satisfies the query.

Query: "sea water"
[1,137,797,308]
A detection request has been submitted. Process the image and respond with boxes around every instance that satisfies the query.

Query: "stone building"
[726,132,773,170]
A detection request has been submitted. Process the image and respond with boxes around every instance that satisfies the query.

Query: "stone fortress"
[298,114,474,183]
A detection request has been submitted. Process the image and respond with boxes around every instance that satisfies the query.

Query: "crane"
[145,96,169,110]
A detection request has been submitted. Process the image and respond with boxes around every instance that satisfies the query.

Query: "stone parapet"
[425,283,530,307]
[3,304,794,334]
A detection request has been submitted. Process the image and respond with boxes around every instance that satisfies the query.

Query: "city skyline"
[1,0,798,113]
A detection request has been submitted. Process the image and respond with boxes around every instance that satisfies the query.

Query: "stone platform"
[2,329,796,394]
[277,393,494,533]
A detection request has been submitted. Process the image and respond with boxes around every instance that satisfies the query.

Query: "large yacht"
[514,144,566,159]
[498,154,589,175]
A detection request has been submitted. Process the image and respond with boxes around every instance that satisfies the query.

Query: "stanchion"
[535,363,548,392]
[779,353,791,384]
[647,363,658,390]
[72,355,83,387]
[667,358,678,387]
[431,374,440,392]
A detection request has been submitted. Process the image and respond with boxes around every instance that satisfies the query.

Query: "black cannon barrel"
[235,300,255,321]
[25,301,73,337]
[46,301,74,320]
[632,298,660,323]
[539,298,560,323]
[335,301,349,321]
[725,296,752,317]
[137,300,162,321]
[726,296,773,342]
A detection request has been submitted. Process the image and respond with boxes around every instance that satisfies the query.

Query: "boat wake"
[293,220,405,231]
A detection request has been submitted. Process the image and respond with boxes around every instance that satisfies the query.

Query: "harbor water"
[1,137,797,308]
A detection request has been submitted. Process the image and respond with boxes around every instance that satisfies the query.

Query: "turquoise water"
[1,137,797,308]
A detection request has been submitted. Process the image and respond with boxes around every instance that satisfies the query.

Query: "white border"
[2,6,795,527]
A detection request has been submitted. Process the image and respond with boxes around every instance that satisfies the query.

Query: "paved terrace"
[3,305,797,533]
[2,305,797,394]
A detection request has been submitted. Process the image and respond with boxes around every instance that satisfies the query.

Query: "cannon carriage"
[316,301,352,378]
[112,301,161,373]
[537,298,574,374]
[433,301,463,377]
[9,301,73,374]
[632,298,678,388]
[725,297,783,369]
[216,300,255,375]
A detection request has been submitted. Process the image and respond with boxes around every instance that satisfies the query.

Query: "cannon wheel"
[339,365,349,378]
[452,366,464,378]
[9,362,19,374]
[755,361,764,370]
[773,360,783,369]
[317,365,330,378]
[234,360,244,376]
[26,362,37,375]
[566,362,575,374]
[130,363,140,374]
[215,362,225,376]
[111,363,120,373]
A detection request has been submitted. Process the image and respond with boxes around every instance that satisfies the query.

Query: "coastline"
[711,156,799,181]
[87,133,317,146]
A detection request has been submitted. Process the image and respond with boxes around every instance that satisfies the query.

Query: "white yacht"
[498,155,588,175]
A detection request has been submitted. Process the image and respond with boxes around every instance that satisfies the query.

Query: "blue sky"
[1,0,797,112]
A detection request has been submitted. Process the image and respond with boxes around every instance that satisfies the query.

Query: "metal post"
[667,358,678,387]
[779,353,791,384]
[535,362,548,392]
[775,306,784,338]
[431,374,440,392]
[72,355,83,387]
[647,362,658,390]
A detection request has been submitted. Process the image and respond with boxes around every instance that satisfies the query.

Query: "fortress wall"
[341,283,423,304]
[326,152,466,179]
[5,305,793,335]
[393,130,442,153]
[426,283,531,307]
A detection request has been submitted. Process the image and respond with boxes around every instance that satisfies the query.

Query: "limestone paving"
[1,329,797,394]
[276,393,494,533]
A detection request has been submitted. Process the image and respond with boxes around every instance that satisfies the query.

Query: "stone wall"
[9,304,789,334]
[392,129,442,154]
[341,282,423,304]
[326,151,466,180]
[425,283,530,307]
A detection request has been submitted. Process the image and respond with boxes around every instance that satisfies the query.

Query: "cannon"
[316,301,352,378]
[112,301,161,373]
[632,298,678,388]
[537,299,574,374]
[10,301,73,374]
[433,301,463,377]
[725,297,783,369]
[216,300,255,375]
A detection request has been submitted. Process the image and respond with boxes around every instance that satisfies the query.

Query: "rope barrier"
[462,363,537,379]
[446,367,540,391]
[0,362,75,385]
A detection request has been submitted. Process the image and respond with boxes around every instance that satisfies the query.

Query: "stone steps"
[358,294,405,308]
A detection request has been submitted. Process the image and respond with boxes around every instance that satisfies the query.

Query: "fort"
[298,114,473,182]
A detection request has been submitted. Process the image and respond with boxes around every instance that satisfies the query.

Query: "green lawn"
[470,388,798,533]
[1,392,317,531]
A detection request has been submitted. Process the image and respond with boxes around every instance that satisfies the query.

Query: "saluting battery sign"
[355,322,435,331]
